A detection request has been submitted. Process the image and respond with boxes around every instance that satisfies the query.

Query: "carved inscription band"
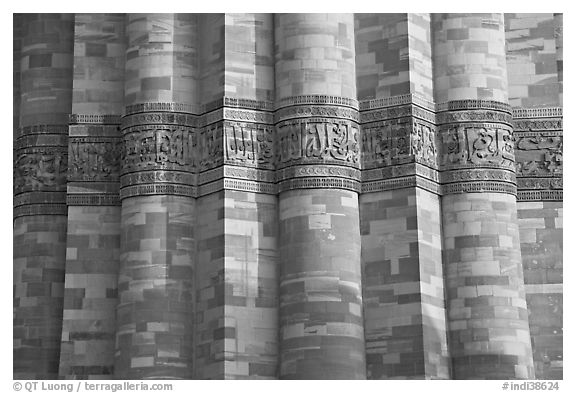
[62,98,560,200]
[14,125,69,217]
[436,103,517,196]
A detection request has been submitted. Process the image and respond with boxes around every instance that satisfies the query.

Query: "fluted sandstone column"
[115,14,197,379]
[13,13,74,379]
[58,13,125,379]
[275,13,366,379]
[433,13,534,379]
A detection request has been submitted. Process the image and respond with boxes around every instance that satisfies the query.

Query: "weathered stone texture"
[125,14,198,108]
[59,206,120,379]
[72,13,125,114]
[505,14,560,108]
[116,196,195,379]
[225,14,274,102]
[14,13,74,379]
[279,189,365,379]
[442,193,534,379]
[517,201,562,379]
[14,215,68,378]
[360,188,449,379]
[433,13,508,103]
[354,13,433,100]
[275,13,356,99]
[13,12,563,381]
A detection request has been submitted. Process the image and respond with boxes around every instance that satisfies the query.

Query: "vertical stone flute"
[433,13,534,379]
[115,13,198,379]
[275,13,366,379]
[14,13,74,379]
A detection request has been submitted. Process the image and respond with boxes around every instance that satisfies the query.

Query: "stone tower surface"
[13,13,562,380]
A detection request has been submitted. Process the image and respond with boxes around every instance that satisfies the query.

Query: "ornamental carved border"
[68,138,122,182]
[121,126,196,175]
[276,164,360,183]
[224,121,274,169]
[361,119,437,170]
[14,147,68,195]
[514,132,563,180]
[275,118,360,170]
[438,124,515,172]
[275,105,359,123]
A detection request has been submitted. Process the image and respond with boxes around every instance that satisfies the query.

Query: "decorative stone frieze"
[275,118,360,169]
[224,121,274,169]
[14,148,68,194]
[68,138,122,182]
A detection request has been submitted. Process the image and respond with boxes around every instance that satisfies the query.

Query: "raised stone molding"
[275,105,359,123]
[66,194,120,206]
[120,170,195,188]
[513,118,562,131]
[517,177,562,190]
[442,181,517,195]
[361,175,440,195]
[122,111,198,129]
[223,108,274,125]
[14,191,67,206]
[14,134,68,150]
[14,190,68,218]
[223,166,275,183]
[120,183,196,199]
[517,190,563,202]
[14,203,68,218]
[14,124,69,139]
[512,107,562,118]
[69,124,121,138]
[275,95,359,110]
[197,178,276,197]
[440,168,516,184]
[359,93,436,112]
[124,102,199,116]
[223,96,274,111]
[69,114,122,125]
[276,164,361,183]
[436,109,513,126]
[436,99,511,113]
[360,103,436,124]
[277,177,360,193]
